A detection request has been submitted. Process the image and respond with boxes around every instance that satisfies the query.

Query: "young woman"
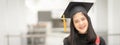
[62,2,106,45]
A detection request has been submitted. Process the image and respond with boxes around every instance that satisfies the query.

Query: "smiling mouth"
[79,25,86,30]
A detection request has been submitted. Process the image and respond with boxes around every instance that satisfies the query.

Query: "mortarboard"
[61,1,93,32]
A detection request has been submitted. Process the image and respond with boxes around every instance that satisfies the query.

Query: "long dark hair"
[68,12,97,45]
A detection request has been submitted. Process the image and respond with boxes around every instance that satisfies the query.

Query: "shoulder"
[63,37,70,45]
[99,36,106,45]
[64,37,68,43]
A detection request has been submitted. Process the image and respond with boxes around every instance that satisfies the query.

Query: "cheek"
[85,20,88,27]
[74,23,80,29]
[73,22,79,28]
[86,20,88,25]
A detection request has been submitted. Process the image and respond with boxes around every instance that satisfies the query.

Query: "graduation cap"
[61,1,93,32]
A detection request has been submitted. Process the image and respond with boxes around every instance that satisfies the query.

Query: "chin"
[78,29,87,34]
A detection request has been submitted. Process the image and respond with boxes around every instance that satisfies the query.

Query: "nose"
[79,21,83,24]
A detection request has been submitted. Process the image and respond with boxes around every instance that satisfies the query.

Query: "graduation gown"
[63,35,106,45]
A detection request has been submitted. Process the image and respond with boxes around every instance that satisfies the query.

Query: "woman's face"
[73,12,88,34]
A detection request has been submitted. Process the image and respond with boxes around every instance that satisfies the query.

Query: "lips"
[79,25,86,30]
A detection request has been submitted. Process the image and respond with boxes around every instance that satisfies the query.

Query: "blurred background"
[0,0,120,45]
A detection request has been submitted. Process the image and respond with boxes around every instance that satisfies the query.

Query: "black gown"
[63,35,106,45]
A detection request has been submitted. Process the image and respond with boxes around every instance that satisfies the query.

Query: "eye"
[74,20,79,23]
[81,17,85,21]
